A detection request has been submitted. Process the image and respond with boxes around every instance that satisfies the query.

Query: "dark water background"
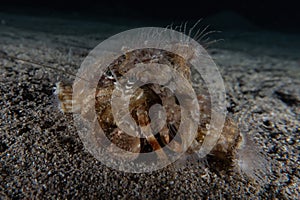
[1,0,300,33]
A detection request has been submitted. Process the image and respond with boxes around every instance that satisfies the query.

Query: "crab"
[55,48,242,163]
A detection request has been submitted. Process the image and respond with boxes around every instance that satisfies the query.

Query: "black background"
[1,0,300,32]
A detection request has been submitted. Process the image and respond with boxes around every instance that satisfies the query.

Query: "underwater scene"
[0,1,299,199]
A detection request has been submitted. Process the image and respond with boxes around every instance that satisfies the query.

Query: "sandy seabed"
[0,12,299,199]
